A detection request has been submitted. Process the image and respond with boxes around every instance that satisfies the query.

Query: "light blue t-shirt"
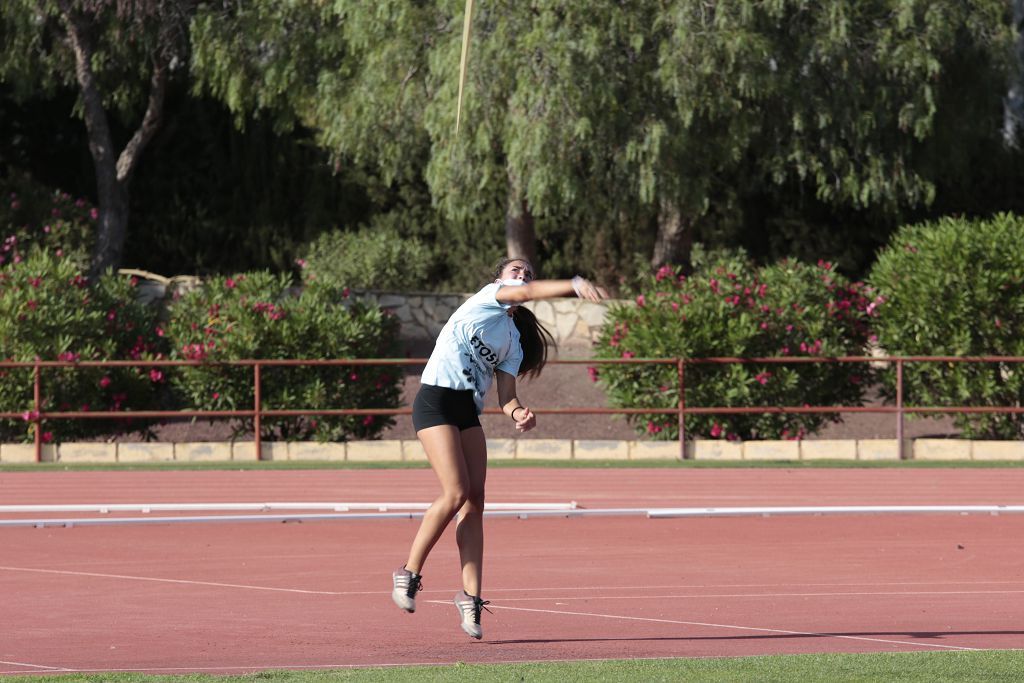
[420,282,524,413]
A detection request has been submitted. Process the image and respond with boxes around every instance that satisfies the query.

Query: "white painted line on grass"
[451,603,981,652]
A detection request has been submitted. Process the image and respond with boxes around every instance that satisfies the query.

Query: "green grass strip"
[3,651,1023,683]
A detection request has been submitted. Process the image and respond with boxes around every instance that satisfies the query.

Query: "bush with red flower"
[593,246,873,441]
[164,271,403,441]
[0,251,166,442]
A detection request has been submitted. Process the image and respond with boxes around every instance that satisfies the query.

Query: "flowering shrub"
[0,251,166,443]
[165,271,403,441]
[593,247,873,441]
[0,172,96,267]
[869,213,1024,438]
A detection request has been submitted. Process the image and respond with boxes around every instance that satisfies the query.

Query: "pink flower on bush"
[99,376,112,388]
[225,278,237,289]
[57,351,80,362]
[621,350,635,359]
[635,294,646,307]
[21,410,39,422]
[212,392,220,400]
[41,431,54,443]
[755,371,771,385]
[89,208,98,220]
[709,422,722,438]
[149,369,164,383]
[587,366,599,382]
[362,416,375,426]
[655,265,673,282]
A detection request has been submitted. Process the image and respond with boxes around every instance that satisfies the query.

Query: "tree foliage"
[1,0,198,276]
[3,1,1022,286]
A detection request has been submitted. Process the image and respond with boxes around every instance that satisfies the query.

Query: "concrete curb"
[2,439,1022,463]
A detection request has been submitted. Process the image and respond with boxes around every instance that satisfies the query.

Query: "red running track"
[1,468,1023,674]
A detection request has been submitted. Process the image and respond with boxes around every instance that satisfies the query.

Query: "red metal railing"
[2,356,1024,463]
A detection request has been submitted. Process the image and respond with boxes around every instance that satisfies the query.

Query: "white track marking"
[0,660,71,671]
[0,565,349,595]
[3,566,1022,599]
[443,603,981,651]
[0,501,576,513]
[488,589,1024,601]
[4,503,1023,528]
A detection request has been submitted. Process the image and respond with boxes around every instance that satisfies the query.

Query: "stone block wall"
[123,269,615,354]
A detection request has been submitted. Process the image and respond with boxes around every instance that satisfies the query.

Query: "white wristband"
[571,275,585,298]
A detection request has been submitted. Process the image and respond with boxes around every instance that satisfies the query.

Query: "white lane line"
[485,580,1024,591]
[0,565,346,595]
[4,566,1022,601]
[0,663,71,671]
[429,603,981,652]
[489,590,1024,601]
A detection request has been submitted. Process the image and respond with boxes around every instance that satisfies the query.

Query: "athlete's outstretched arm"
[495,277,608,304]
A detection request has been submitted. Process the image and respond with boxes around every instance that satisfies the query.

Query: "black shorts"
[412,385,482,432]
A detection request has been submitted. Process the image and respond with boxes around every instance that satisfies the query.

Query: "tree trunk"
[58,2,167,279]
[1005,0,1024,149]
[504,172,537,268]
[650,199,693,269]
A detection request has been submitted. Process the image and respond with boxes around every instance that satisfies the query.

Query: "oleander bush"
[1,172,96,267]
[593,247,874,441]
[0,250,167,443]
[869,213,1024,438]
[164,271,403,441]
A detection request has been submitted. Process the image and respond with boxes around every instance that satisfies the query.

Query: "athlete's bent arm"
[496,370,534,432]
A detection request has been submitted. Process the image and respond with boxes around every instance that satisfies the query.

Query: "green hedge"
[869,213,1024,438]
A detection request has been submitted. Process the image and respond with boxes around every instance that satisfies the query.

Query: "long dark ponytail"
[492,257,556,378]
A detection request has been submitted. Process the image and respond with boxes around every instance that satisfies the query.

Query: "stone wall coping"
[2,439,1021,463]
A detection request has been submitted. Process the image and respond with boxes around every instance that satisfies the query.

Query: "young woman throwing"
[391,257,608,639]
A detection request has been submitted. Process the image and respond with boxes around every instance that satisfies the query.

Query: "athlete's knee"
[439,487,469,513]
[462,486,485,515]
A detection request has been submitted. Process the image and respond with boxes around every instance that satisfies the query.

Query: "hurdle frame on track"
[3,355,1024,463]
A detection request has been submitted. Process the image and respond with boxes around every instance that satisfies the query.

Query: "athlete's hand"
[571,276,609,302]
[514,406,536,433]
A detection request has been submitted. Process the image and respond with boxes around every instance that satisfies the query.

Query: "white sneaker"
[454,590,491,639]
[391,567,422,612]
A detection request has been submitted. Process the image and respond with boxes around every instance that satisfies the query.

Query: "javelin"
[456,0,474,134]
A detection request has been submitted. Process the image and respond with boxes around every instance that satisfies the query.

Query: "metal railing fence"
[2,356,1024,462]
